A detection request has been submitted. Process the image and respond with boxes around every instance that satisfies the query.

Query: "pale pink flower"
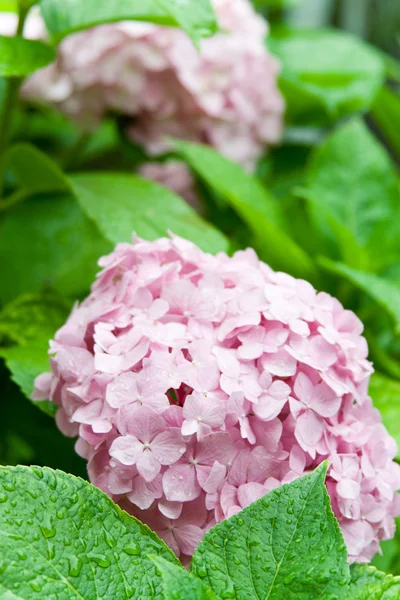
[110,406,185,481]
[33,234,399,562]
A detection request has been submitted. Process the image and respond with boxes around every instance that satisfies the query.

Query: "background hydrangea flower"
[0,0,284,196]
[33,235,400,563]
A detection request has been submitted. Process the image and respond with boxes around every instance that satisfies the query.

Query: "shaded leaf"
[0,192,111,305]
[319,258,400,334]
[40,0,218,45]
[302,119,399,250]
[4,142,68,195]
[69,172,229,255]
[347,564,400,599]
[369,373,400,455]
[269,28,384,125]
[0,35,55,77]
[172,139,316,280]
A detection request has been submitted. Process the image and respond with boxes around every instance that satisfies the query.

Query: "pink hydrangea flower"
[0,0,283,175]
[33,235,400,563]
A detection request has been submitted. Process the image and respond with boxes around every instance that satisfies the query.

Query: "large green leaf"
[319,258,400,334]
[268,28,384,125]
[0,465,179,599]
[369,373,400,454]
[40,0,218,45]
[0,35,55,77]
[347,565,400,599]
[0,193,111,305]
[172,139,317,280]
[69,172,229,255]
[191,463,350,600]
[302,119,399,253]
[4,142,68,195]
[152,556,219,600]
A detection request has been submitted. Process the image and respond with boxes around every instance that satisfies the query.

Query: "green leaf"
[268,28,384,125]
[371,86,400,159]
[0,465,179,599]
[369,373,400,455]
[69,172,229,255]
[152,556,220,600]
[0,35,55,77]
[372,519,400,577]
[4,142,69,195]
[0,292,71,415]
[0,193,111,305]
[319,258,400,334]
[172,139,317,280]
[40,0,218,45]
[303,119,400,255]
[191,463,350,600]
[0,0,17,10]
[346,564,400,599]
[0,291,70,346]
[0,339,57,415]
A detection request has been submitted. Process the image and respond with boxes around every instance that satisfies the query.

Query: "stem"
[0,5,30,198]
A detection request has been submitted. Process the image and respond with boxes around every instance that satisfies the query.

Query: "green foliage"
[172,139,316,280]
[0,192,111,305]
[319,259,400,335]
[191,463,350,599]
[40,0,218,45]
[0,35,55,77]
[348,565,400,599]
[371,86,400,159]
[0,0,17,9]
[4,142,68,195]
[0,291,71,415]
[302,119,398,252]
[369,374,400,453]
[0,464,398,599]
[70,172,229,254]
[0,465,178,599]
[268,28,384,125]
[152,556,220,600]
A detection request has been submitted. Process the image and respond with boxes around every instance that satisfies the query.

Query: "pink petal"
[174,524,204,556]
[181,419,200,436]
[109,435,143,466]
[310,383,342,418]
[152,430,186,465]
[200,461,227,494]
[261,349,297,377]
[295,410,324,451]
[294,372,314,405]
[196,432,234,466]
[137,449,162,482]
[158,499,183,520]
[106,372,138,408]
[237,482,266,508]
[123,406,165,442]
[163,464,201,502]
[253,393,287,421]
[337,478,361,500]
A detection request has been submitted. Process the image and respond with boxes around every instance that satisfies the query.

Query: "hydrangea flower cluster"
[1,0,283,175]
[33,236,400,563]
